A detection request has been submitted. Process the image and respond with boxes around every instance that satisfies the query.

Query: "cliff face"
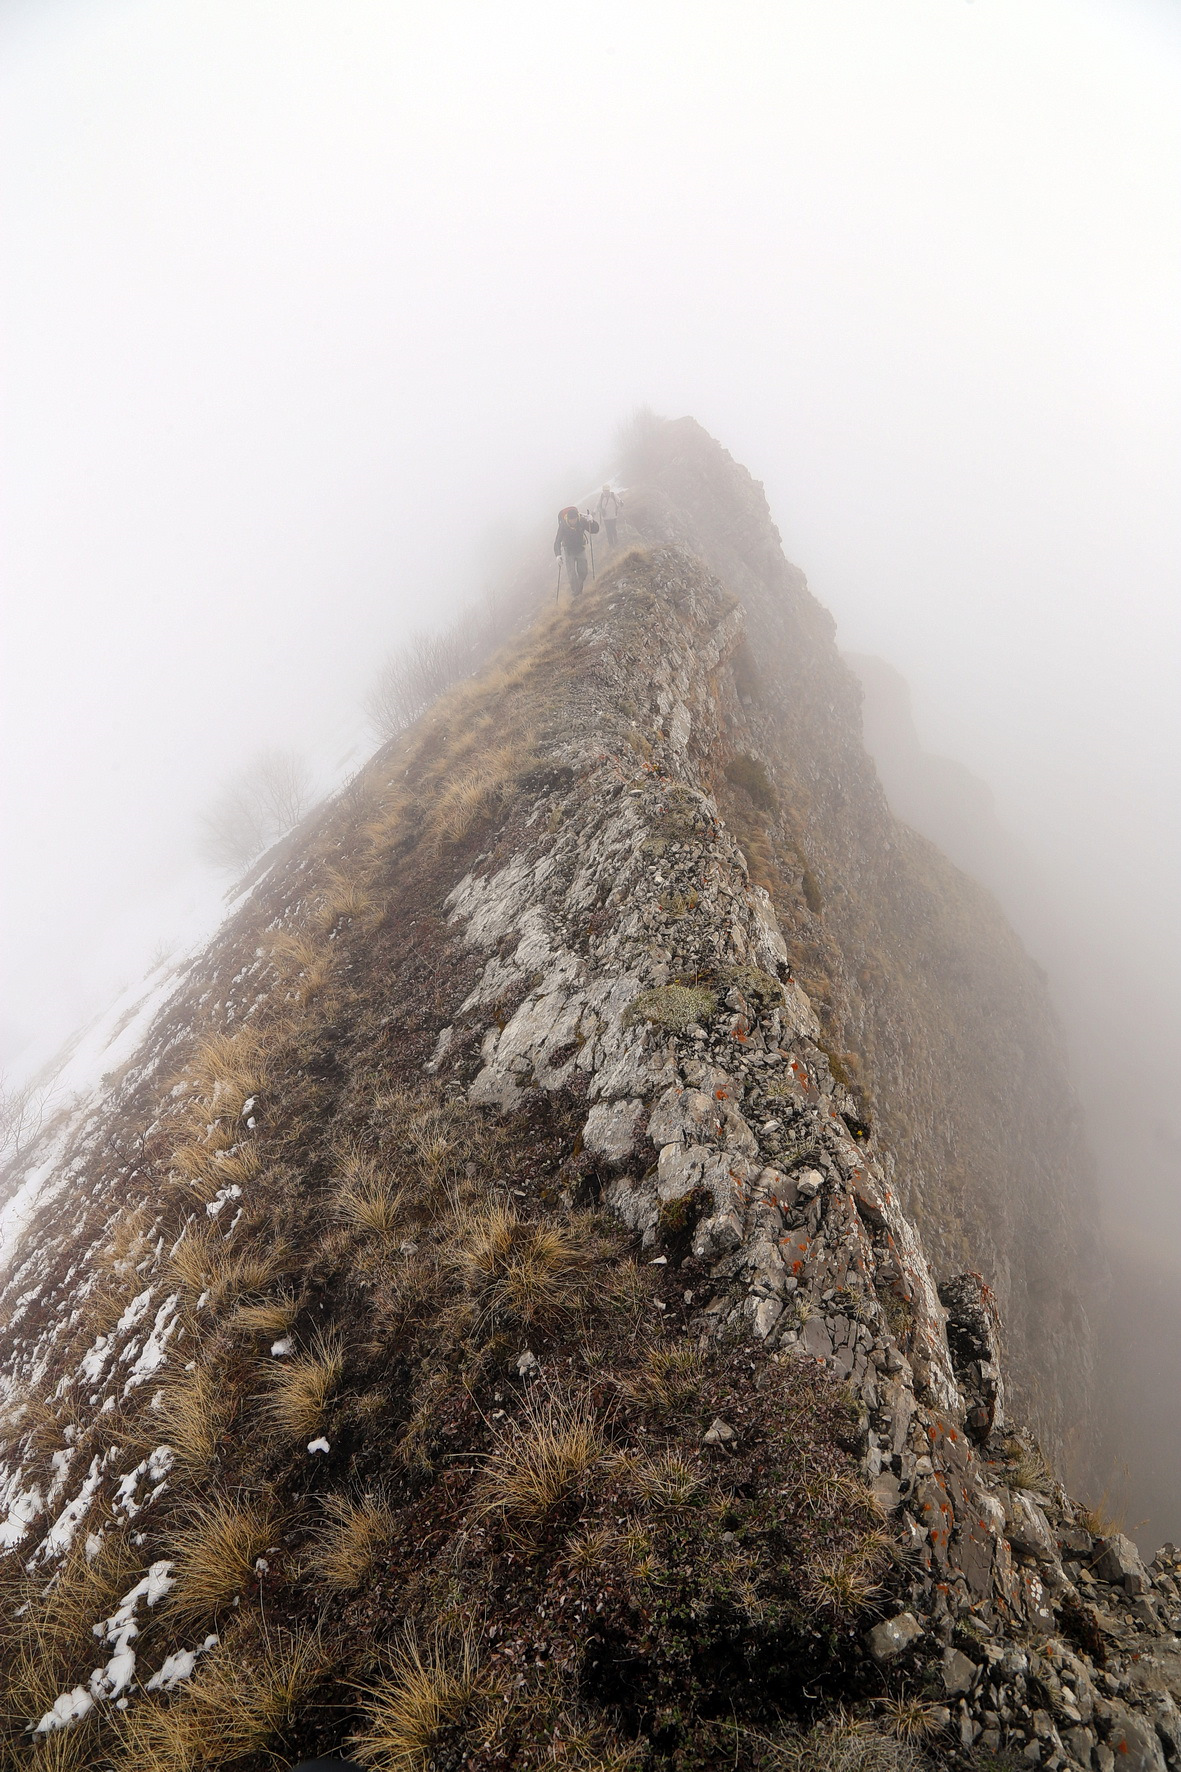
[2,422,1170,1772]
[620,418,1099,1461]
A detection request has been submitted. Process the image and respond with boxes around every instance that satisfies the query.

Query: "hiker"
[597,483,622,546]
[553,505,599,596]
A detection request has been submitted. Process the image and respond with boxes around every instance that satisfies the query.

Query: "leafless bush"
[198,750,313,873]
[0,1072,44,1176]
[366,627,472,740]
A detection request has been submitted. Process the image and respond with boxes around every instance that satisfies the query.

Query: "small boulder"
[865,1611,923,1663]
[941,1646,978,1696]
[1094,1532,1149,1593]
[703,1416,736,1446]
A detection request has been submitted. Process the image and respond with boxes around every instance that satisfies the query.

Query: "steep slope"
[2,427,1168,1772]
[619,418,1100,1462]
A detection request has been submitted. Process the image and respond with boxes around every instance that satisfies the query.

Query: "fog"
[2,2,1179,1518]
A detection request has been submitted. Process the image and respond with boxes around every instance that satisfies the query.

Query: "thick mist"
[2,2,1179,1523]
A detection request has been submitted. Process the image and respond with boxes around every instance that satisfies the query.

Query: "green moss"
[625,985,717,1033]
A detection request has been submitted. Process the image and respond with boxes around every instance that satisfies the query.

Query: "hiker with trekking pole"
[597,484,622,547]
[553,505,599,598]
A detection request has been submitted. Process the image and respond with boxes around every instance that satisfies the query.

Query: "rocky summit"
[0,418,1176,1771]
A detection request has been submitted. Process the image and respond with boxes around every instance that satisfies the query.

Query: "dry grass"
[765,1712,925,1772]
[168,1226,289,1314]
[477,1393,603,1525]
[267,929,334,1004]
[92,1207,156,1281]
[166,1493,279,1627]
[628,1343,705,1412]
[309,1491,396,1590]
[623,1450,703,1512]
[117,1625,325,1772]
[806,1532,890,1616]
[229,1290,299,1336]
[877,1697,946,1744]
[265,1330,344,1440]
[155,1363,235,1470]
[183,1029,267,1112]
[333,1147,406,1238]
[351,1632,480,1771]
[169,1135,259,1201]
[313,865,373,929]
[429,742,532,851]
[455,1205,595,1329]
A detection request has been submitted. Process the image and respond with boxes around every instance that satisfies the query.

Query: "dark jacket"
[554,512,599,555]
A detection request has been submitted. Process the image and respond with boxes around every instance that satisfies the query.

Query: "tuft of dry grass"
[769,1715,926,1772]
[117,1625,325,1772]
[313,865,373,929]
[478,1393,603,1525]
[333,1147,406,1238]
[183,1029,267,1117]
[229,1290,299,1336]
[455,1205,595,1329]
[155,1363,235,1470]
[628,1343,705,1412]
[265,1330,345,1440]
[166,1493,279,1627]
[806,1531,890,1616]
[351,1633,480,1771]
[309,1491,396,1590]
[877,1697,946,1744]
[429,743,532,851]
[623,1450,703,1512]
[267,928,334,1003]
[169,1226,289,1315]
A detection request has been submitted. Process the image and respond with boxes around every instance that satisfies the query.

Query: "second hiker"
[553,505,599,597]
[597,484,623,546]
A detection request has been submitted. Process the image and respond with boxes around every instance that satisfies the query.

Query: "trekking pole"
[587,522,595,581]
[556,555,563,601]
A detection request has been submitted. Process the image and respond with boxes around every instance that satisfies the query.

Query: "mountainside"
[2,419,1175,1772]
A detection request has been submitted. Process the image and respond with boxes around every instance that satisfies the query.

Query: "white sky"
[2,0,1179,1206]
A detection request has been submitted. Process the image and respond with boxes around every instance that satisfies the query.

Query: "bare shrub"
[198,749,313,874]
[366,627,471,740]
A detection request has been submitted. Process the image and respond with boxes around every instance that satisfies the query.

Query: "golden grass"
[155,1363,235,1470]
[229,1290,298,1336]
[309,1491,396,1590]
[477,1393,603,1525]
[183,1029,267,1118]
[333,1147,406,1238]
[351,1632,480,1771]
[166,1493,278,1627]
[313,865,373,929]
[628,1343,705,1412]
[265,1330,344,1440]
[266,929,334,1004]
[877,1697,946,1744]
[455,1204,594,1329]
[168,1226,289,1314]
[117,1625,325,1772]
[429,742,532,851]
